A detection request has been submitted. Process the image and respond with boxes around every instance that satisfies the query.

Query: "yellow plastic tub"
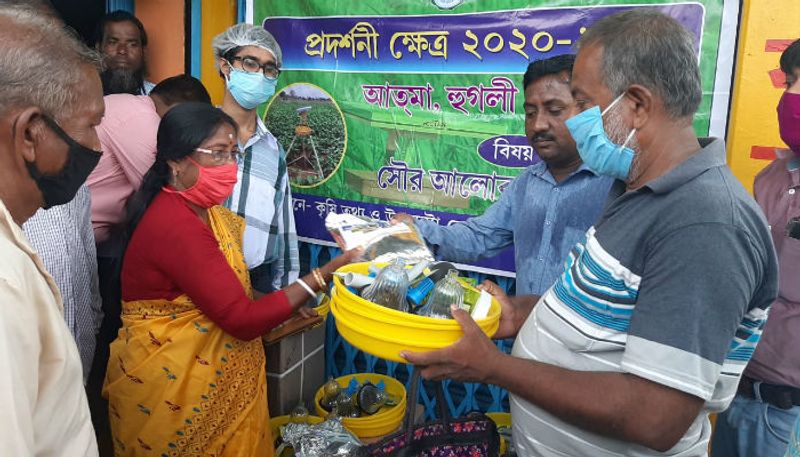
[487,412,512,455]
[313,293,331,318]
[269,414,324,457]
[313,373,406,439]
[331,263,501,362]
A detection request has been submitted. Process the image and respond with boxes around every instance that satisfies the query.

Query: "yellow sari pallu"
[104,207,274,457]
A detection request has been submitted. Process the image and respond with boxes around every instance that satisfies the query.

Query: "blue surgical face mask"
[565,93,637,180]
[225,64,277,110]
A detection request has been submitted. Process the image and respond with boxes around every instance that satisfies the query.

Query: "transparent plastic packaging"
[325,213,433,264]
[419,270,464,319]
[360,258,410,312]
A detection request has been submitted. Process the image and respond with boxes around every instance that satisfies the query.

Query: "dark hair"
[578,9,701,119]
[523,54,575,90]
[93,10,147,47]
[150,74,211,105]
[222,47,243,63]
[217,47,243,78]
[126,103,238,235]
[780,38,800,77]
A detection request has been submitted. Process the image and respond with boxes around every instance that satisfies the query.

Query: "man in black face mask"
[0,4,104,455]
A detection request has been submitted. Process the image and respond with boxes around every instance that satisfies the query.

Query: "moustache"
[531,133,556,143]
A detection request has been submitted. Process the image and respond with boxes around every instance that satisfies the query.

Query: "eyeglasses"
[194,147,241,165]
[229,56,280,79]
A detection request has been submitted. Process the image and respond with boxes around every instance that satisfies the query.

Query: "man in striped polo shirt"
[403,9,778,456]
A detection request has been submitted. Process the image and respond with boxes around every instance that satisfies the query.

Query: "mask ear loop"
[221,59,235,84]
[603,92,638,152]
[620,128,637,149]
[601,92,627,116]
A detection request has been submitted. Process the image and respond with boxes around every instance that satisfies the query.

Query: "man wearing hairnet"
[213,24,299,294]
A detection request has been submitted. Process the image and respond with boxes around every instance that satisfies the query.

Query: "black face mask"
[26,115,102,209]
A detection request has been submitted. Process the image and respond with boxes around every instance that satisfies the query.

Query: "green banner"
[254,0,724,273]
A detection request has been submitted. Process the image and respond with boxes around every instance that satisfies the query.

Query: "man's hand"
[478,280,537,339]
[390,213,415,226]
[401,306,503,382]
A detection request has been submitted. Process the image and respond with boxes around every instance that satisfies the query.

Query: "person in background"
[24,187,101,384]
[213,24,300,294]
[403,10,778,456]
[84,74,211,453]
[393,54,613,300]
[94,10,153,95]
[88,74,212,244]
[712,37,800,457]
[0,4,104,455]
[105,103,357,456]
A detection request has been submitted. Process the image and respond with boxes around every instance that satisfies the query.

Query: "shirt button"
[553,187,559,192]
[538,256,544,261]
[545,220,551,226]
[790,188,796,195]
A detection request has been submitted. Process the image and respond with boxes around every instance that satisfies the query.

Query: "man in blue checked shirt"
[213,24,299,293]
[394,54,613,302]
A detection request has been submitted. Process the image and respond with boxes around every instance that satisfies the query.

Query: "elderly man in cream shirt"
[0,5,105,456]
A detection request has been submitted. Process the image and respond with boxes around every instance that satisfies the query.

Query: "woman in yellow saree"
[105,103,355,456]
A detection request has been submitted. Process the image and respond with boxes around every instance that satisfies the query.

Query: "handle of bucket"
[402,367,422,441]
[403,368,452,443]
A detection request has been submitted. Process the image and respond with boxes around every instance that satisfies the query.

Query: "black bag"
[358,368,501,457]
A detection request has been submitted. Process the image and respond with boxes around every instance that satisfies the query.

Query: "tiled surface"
[267,364,302,417]
[266,324,327,416]
[302,348,325,406]
[304,324,325,356]
[265,332,303,373]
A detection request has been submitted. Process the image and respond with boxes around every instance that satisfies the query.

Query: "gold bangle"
[312,268,327,290]
[313,268,326,289]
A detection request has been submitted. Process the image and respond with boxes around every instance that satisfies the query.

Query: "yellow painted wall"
[727,1,800,192]
[201,0,238,105]
[136,0,185,84]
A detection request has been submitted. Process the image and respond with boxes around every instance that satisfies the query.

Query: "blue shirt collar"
[529,160,599,185]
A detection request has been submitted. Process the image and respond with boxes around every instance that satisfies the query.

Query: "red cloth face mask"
[164,157,238,208]
[778,92,800,155]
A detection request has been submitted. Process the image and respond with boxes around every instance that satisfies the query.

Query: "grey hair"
[0,4,103,121]
[212,23,282,69]
[577,9,701,119]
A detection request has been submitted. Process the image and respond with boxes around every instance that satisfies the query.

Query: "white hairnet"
[212,23,282,68]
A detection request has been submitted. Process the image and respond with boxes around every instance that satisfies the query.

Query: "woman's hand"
[320,247,364,280]
[297,306,318,319]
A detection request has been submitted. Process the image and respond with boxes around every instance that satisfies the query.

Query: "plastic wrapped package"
[281,418,362,456]
[325,213,433,264]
